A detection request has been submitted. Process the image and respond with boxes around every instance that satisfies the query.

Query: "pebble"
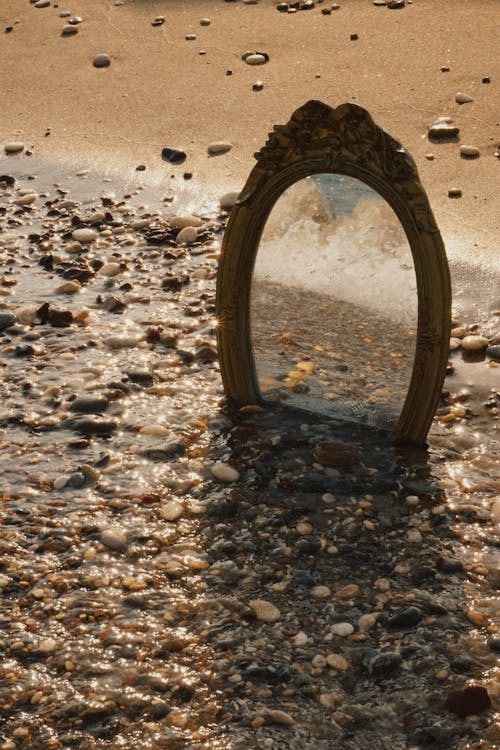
[326,653,349,671]
[292,631,308,646]
[100,527,127,550]
[72,227,98,243]
[219,191,240,210]
[169,214,203,228]
[445,685,492,717]
[139,424,169,436]
[311,585,331,598]
[455,92,474,104]
[55,280,80,294]
[0,312,16,331]
[267,709,295,726]
[461,334,489,351]
[313,441,360,468]
[161,147,187,164]
[336,584,359,598]
[428,118,460,139]
[200,18,211,26]
[319,691,342,709]
[487,344,500,361]
[331,622,354,637]
[358,613,378,632]
[53,475,70,490]
[69,395,109,414]
[103,335,138,348]
[176,226,198,245]
[211,462,240,482]
[185,33,196,40]
[460,145,480,158]
[387,0,405,7]
[249,599,281,622]
[61,24,78,35]
[99,262,122,277]
[160,501,183,521]
[34,0,50,7]
[388,606,422,628]
[14,193,37,206]
[243,53,268,65]
[207,141,232,156]
[93,53,111,68]
[151,16,164,26]
[448,188,462,198]
[252,81,264,91]
[4,141,25,154]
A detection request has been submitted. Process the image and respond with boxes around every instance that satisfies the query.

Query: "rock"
[200,18,211,25]
[169,214,203,228]
[313,441,360,468]
[267,709,295,726]
[93,53,111,68]
[428,118,460,140]
[151,16,165,26]
[249,599,281,622]
[387,0,405,7]
[388,606,422,628]
[100,527,127,550]
[160,501,183,521]
[311,585,331,598]
[4,142,25,154]
[220,191,240,210]
[211,462,239,482]
[103,335,138,348]
[62,24,78,35]
[331,622,354,637]
[461,334,489,351]
[176,226,198,245]
[161,147,187,164]
[99,262,122,277]
[277,3,289,11]
[486,344,500,362]
[35,0,50,7]
[445,685,492,717]
[0,312,16,331]
[72,227,98,243]
[368,651,402,675]
[66,417,117,436]
[252,81,264,91]
[448,188,462,198]
[185,33,196,40]
[242,52,269,65]
[140,424,169,436]
[460,144,480,158]
[15,193,37,206]
[455,92,474,104]
[350,33,359,41]
[207,141,232,156]
[55,280,80,294]
[69,395,109,414]
[488,638,500,653]
[358,613,378,632]
[326,654,349,671]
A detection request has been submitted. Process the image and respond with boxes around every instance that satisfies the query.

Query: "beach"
[0,1,499,749]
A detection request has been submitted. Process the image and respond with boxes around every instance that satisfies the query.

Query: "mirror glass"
[250,174,418,429]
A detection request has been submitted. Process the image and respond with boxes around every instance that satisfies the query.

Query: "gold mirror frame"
[216,101,451,445]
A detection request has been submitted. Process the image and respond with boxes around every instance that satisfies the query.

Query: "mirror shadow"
[251,174,418,433]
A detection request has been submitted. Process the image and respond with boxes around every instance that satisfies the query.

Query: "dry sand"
[1,0,499,265]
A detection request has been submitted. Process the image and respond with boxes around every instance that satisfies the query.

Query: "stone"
[252,81,264,91]
[242,53,268,65]
[176,226,198,245]
[100,527,127,550]
[139,424,169,436]
[0,312,16,331]
[313,441,360,468]
[486,344,500,362]
[93,53,111,68]
[249,599,281,622]
[448,188,462,198]
[200,18,211,25]
[460,144,480,158]
[169,214,203,228]
[268,709,295,726]
[185,33,196,40]
[55,280,80,294]
[72,227,98,243]
[66,417,117,435]
[151,16,165,26]
[220,191,240,210]
[15,193,37,206]
[326,653,349,670]
[358,613,378,632]
[69,395,109,414]
[162,147,186,164]
[368,651,402,675]
[34,0,50,7]
[160,501,183,521]
[336,583,359,598]
[455,92,473,104]
[103,335,138,348]
[4,142,24,154]
[387,0,405,7]
[211,462,239,482]
[62,24,78,35]
[388,606,422,628]
[428,119,460,140]
[331,622,354,637]
[99,262,122,277]
[311,585,331,598]
[207,141,232,156]
[461,334,489,351]
[445,685,492,717]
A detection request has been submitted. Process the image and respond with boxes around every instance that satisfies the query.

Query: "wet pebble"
[72,227,98,243]
[162,147,187,164]
[103,334,138,348]
[220,191,240,210]
[176,226,198,245]
[388,606,422,628]
[461,334,489,351]
[486,344,500,361]
[445,685,491,717]
[15,193,37,206]
[331,622,354,636]
[249,599,281,622]
[267,709,295,726]
[160,501,183,521]
[100,526,128,550]
[313,441,360,468]
[0,312,16,331]
[428,118,459,139]
[460,145,480,158]
[211,462,239,482]
[207,141,232,156]
[69,395,109,414]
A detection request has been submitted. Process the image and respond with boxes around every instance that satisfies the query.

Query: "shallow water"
[0,156,498,750]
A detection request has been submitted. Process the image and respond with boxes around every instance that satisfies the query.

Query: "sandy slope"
[0,0,498,264]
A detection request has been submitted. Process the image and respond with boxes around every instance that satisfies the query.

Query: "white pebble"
[211,462,239,482]
[326,653,349,671]
[407,528,423,543]
[460,145,480,158]
[53,475,70,490]
[331,622,354,637]
[15,193,37,206]
[358,613,378,632]
[176,226,198,245]
[292,631,308,647]
[139,424,169,436]
[219,191,240,211]
[311,585,331,599]
[244,53,267,65]
[100,527,127,550]
[72,228,98,243]
[160,501,183,521]
[99,262,121,277]
[66,241,83,254]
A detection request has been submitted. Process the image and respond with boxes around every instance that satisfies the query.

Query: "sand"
[1,0,499,265]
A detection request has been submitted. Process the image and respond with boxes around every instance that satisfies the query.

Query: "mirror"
[216,101,451,445]
[251,174,418,430]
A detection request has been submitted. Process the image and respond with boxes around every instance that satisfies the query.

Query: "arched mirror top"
[216,101,451,445]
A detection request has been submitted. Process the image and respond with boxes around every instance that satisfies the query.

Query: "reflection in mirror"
[251,174,418,430]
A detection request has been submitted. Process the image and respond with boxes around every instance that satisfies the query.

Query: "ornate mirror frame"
[216,101,451,445]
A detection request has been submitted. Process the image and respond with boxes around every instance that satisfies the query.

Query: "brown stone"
[313,441,360,468]
[445,685,492,717]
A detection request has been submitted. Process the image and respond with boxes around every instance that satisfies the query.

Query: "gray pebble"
[69,395,109,414]
[93,53,111,68]
[0,312,16,331]
[460,145,480,158]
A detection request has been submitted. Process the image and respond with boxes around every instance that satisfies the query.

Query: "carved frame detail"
[216,100,451,445]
